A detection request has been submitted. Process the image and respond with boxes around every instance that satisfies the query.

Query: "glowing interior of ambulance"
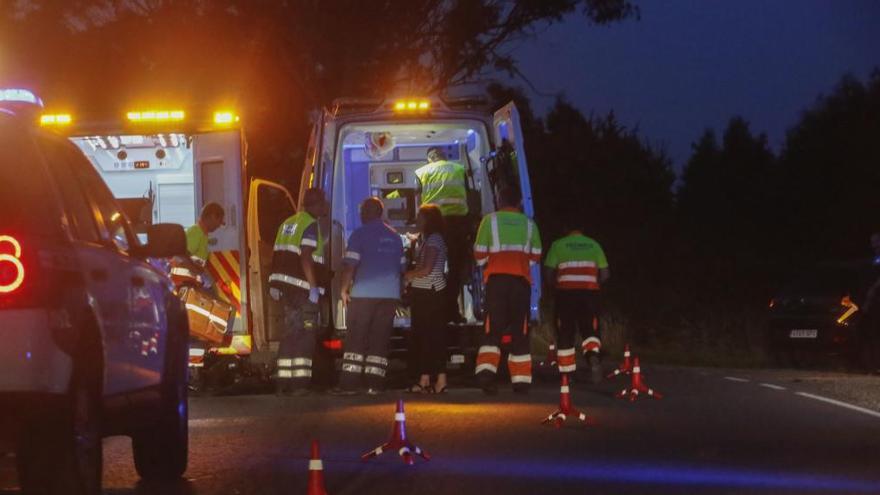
[330,120,492,327]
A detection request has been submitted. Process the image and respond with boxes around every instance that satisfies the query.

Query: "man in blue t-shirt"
[333,197,406,394]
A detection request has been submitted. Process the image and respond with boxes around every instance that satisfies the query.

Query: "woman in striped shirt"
[404,204,449,393]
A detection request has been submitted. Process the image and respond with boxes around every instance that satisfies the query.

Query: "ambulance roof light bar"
[213,111,240,125]
[127,109,186,122]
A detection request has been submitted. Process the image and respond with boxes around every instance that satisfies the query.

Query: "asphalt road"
[6,364,880,494]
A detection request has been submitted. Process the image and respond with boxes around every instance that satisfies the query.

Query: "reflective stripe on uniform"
[274,244,302,254]
[364,366,386,377]
[342,363,363,373]
[558,261,597,269]
[344,352,365,362]
[475,345,501,375]
[292,369,312,378]
[508,353,532,382]
[365,355,388,366]
[344,251,361,261]
[558,275,598,283]
[278,369,293,378]
[277,358,293,368]
[268,273,326,294]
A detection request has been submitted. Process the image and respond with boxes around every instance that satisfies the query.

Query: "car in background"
[0,91,190,494]
[767,260,877,368]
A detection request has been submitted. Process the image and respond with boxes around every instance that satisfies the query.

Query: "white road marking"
[723,376,750,383]
[759,383,787,391]
[795,392,880,420]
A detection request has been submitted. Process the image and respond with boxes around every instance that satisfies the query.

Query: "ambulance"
[39,107,297,382]
[302,95,541,369]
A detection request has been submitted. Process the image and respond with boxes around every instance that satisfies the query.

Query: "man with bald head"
[332,197,406,394]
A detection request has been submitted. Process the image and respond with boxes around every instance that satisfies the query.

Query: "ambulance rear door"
[246,179,297,350]
[493,102,542,321]
[192,130,249,340]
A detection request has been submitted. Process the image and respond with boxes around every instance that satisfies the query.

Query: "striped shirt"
[411,233,447,291]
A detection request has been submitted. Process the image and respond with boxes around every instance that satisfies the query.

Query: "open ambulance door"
[493,102,542,322]
[247,179,297,350]
[193,130,252,353]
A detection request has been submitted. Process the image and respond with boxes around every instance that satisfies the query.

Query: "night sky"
[510,0,880,169]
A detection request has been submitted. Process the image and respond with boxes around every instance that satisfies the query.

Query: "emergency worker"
[171,203,225,289]
[473,186,541,395]
[333,197,406,395]
[415,147,470,322]
[269,189,328,396]
[544,225,610,384]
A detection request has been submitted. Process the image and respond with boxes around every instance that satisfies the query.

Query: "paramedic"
[473,186,541,395]
[269,189,329,396]
[544,223,610,384]
[333,197,406,395]
[415,146,471,322]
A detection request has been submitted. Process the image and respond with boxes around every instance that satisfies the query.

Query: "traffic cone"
[539,343,558,368]
[615,357,663,402]
[307,439,328,495]
[361,400,430,465]
[541,373,589,428]
[606,344,634,379]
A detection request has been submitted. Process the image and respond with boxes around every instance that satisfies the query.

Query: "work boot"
[589,354,603,384]
[480,379,498,396]
[512,384,530,395]
[365,388,384,396]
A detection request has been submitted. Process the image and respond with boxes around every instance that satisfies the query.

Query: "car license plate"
[789,329,818,339]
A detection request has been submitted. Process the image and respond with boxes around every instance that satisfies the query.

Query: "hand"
[341,289,351,306]
[308,287,320,304]
[269,288,282,301]
[406,232,420,242]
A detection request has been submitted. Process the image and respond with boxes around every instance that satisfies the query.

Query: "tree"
[778,71,880,262]
[1,0,637,181]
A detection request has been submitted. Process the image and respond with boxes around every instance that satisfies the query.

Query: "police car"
[0,89,190,494]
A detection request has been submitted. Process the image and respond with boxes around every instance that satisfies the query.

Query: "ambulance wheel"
[133,302,189,480]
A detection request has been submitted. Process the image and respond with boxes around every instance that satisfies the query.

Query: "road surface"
[4,364,880,494]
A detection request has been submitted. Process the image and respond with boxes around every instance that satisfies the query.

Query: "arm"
[340,264,355,305]
[599,267,611,284]
[300,245,317,289]
[405,245,439,281]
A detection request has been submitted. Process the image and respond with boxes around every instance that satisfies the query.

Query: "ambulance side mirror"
[140,224,188,258]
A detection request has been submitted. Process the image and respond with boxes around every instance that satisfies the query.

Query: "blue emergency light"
[0,89,44,107]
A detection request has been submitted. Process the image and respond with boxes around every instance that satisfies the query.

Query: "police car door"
[493,102,541,321]
[247,179,297,350]
[192,130,248,334]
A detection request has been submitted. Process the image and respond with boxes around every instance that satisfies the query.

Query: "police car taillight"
[0,235,26,295]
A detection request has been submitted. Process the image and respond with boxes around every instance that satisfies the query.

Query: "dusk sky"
[509,0,880,169]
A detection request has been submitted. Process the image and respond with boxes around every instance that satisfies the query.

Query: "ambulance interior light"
[127,110,185,122]
[213,111,239,125]
[393,99,431,113]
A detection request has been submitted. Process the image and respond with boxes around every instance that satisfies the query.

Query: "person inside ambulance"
[172,202,225,289]
[415,146,471,323]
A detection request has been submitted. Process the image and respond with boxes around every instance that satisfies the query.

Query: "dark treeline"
[493,72,880,357]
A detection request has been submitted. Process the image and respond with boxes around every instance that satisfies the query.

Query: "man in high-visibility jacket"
[473,186,541,395]
[416,147,470,322]
[544,224,610,384]
[173,202,225,286]
[268,188,328,396]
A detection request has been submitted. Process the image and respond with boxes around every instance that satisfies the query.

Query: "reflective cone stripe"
[362,400,430,465]
[557,347,576,373]
[475,346,501,374]
[207,250,242,314]
[582,336,601,354]
[508,354,532,384]
[307,439,328,495]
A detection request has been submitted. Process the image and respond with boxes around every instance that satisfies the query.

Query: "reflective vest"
[544,232,608,290]
[415,160,469,217]
[185,224,209,263]
[473,209,541,282]
[269,212,326,294]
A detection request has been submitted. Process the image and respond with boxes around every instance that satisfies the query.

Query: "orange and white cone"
[307,439,328,495]
[361,399,430,465]
[541,373,590,427]
[615,357,663,402]
[606,344,634,379]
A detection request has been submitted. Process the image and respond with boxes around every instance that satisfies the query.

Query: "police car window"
[0,124,64,239]
[68,151,135,253]
[258,185,295,242]
[37,138,101,244]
